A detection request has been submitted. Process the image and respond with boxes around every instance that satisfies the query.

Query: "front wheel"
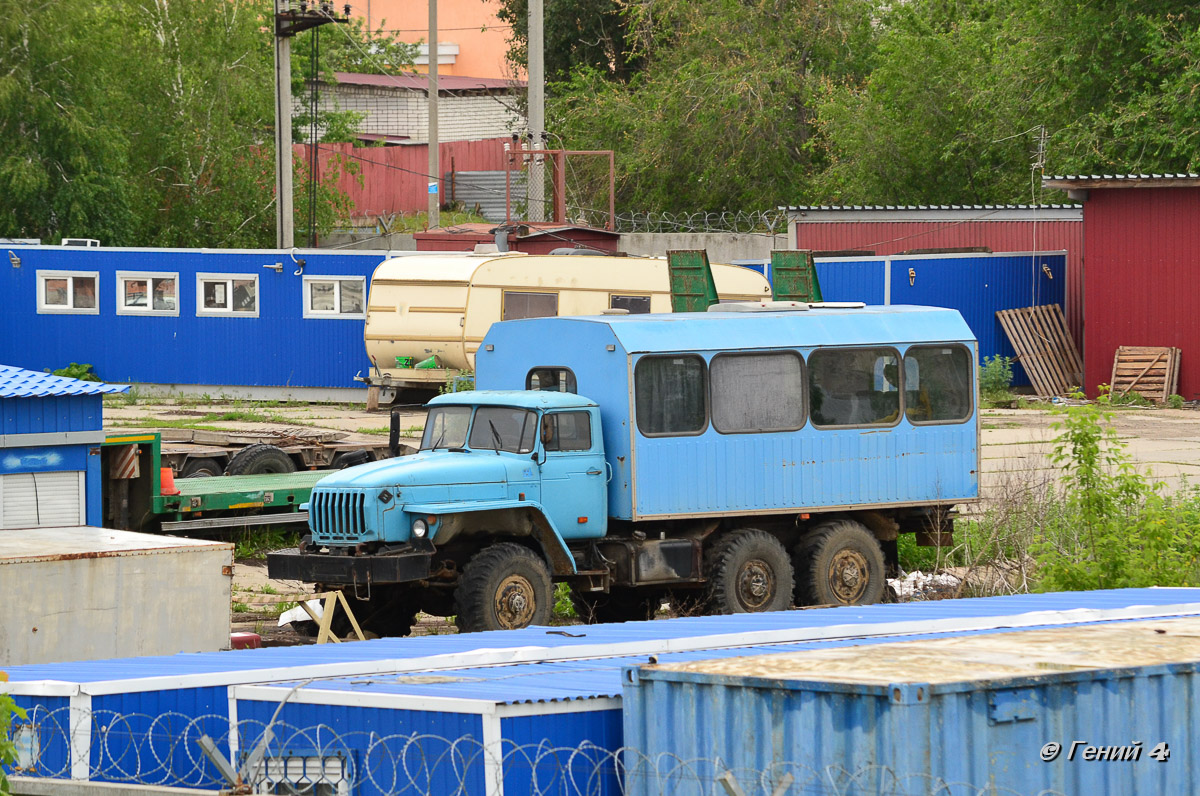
[705,529,794,614]
[455,543,553,632]
[795,520,887,606]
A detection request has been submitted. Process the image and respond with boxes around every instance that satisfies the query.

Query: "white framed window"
[116,271,179,316]
[303,276,366,319]
[36,270,99,314]
[196,273,258,317]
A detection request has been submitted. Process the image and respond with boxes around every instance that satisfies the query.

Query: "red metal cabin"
[1043,175,1200,399]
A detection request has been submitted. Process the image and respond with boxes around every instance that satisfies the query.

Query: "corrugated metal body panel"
[1083,187,1200,399]
[450,170,526,221]
[500,710,624,795]
[633,420,977,517]
[813,259,885,304]
[0,395,102,435]
[235,700,487,796]
[0,247,393,389]
[317,139,510,217]
[794,216,1083,341]
[622,618,1200,795]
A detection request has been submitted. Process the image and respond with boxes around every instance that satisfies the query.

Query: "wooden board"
[1110,346,1181,403]
[996,304,1083,397]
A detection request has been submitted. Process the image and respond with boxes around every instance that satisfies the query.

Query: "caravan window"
[904,345,973,424]
[197,273,258,317]
[503,291,558,320]
[116,272,178,315]
[610,294,652,314]
[635,355,707,436]
[809,348,901,427]
[37,271,99,314]
[527,367,577,393]
[711,352,805,433]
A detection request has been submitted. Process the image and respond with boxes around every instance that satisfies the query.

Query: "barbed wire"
[614,210,790,236]
[10,707,1066,796]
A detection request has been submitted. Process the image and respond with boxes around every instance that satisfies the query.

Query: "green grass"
[233,528,300,560]
[356,426,391,436]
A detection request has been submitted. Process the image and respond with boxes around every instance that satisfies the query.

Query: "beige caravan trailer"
[358,251,773,398]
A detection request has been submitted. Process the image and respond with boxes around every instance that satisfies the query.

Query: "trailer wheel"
[570,587,664,624]
[795,520,886,606]
[224,443,297,476]
[180,457,222,478]
[455,543,552,632]
[705,529,794,614]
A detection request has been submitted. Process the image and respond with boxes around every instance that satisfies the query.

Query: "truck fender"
[403,500,578,575]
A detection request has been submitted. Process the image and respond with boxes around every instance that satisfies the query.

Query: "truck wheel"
[455,543,552,632]
[795,520,886,606]
[570,587,664,624]
[180,457,222,478]
[705,529,794,614]
[224,444,297,476]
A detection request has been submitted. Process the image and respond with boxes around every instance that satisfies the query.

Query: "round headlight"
[412,518,428,538]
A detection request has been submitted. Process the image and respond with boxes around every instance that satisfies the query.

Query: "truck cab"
[269,391,607,632]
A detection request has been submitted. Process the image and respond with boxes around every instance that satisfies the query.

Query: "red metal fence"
[303,138,510,218]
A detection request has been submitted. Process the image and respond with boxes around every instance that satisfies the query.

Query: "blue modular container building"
[477,307,979,520]
[7,589,1200,788]
[0,246,402,399]
[735,251,1066,386]
[622,615,1200,795]
[0,365,127,528]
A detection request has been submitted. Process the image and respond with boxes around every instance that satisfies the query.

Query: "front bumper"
[267,548,432,585]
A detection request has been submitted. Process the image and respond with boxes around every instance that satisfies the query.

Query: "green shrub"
[1169,394,1186,409]
[52,362,100,381]
[979,355,1014,405]
[1,688,28,795]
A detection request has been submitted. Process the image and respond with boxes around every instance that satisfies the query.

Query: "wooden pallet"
[1110,346,1180,403]
[996,304,1084,397]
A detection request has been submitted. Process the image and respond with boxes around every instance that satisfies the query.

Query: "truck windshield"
[468,406,537,453]
[421,406,472,450]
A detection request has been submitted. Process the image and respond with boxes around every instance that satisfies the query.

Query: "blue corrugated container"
[0,246,400,395]
[622,615,1200,795]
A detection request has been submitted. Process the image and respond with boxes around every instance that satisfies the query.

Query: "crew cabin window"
[635,355,707,436]
[527,368,577,393]
[197,273,258,317]
[116,272,178,315]
[809,348,901,427]
[610,294,652,314]
[542,411,592,451]
[904,345,973,423]
[37,271,99,314]
[303,276,366,319]
[502,291,558,321]
[711,352,805,433]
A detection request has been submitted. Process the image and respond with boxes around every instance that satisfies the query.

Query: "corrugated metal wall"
[791,209,1083,342]
[450,170,526,221]
[814,252,1066,386]
[314,139,511,218]
[1083,187,1200,398]
[0,395,101,435]
[0,247,394,389]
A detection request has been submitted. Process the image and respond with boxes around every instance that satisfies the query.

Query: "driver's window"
[542,411,592,452]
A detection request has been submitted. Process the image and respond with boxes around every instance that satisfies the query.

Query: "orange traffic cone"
[160,467,181,496]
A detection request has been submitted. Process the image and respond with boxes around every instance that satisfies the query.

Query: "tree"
[497,0,642,83]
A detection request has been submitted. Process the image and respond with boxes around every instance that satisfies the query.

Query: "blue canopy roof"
[0,364,129,398]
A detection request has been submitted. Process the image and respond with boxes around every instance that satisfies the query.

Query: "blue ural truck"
[267,305,980,633]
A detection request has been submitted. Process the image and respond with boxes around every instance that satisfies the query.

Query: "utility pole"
[427,0,440,228]
[527,0,544,222]
[273,1,349,249]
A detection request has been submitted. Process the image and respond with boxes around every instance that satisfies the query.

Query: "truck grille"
[310,490,366,542]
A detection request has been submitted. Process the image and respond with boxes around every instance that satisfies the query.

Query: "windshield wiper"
[488,420,503,455]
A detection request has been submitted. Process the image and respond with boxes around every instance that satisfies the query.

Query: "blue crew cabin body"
[476,305,980,522]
